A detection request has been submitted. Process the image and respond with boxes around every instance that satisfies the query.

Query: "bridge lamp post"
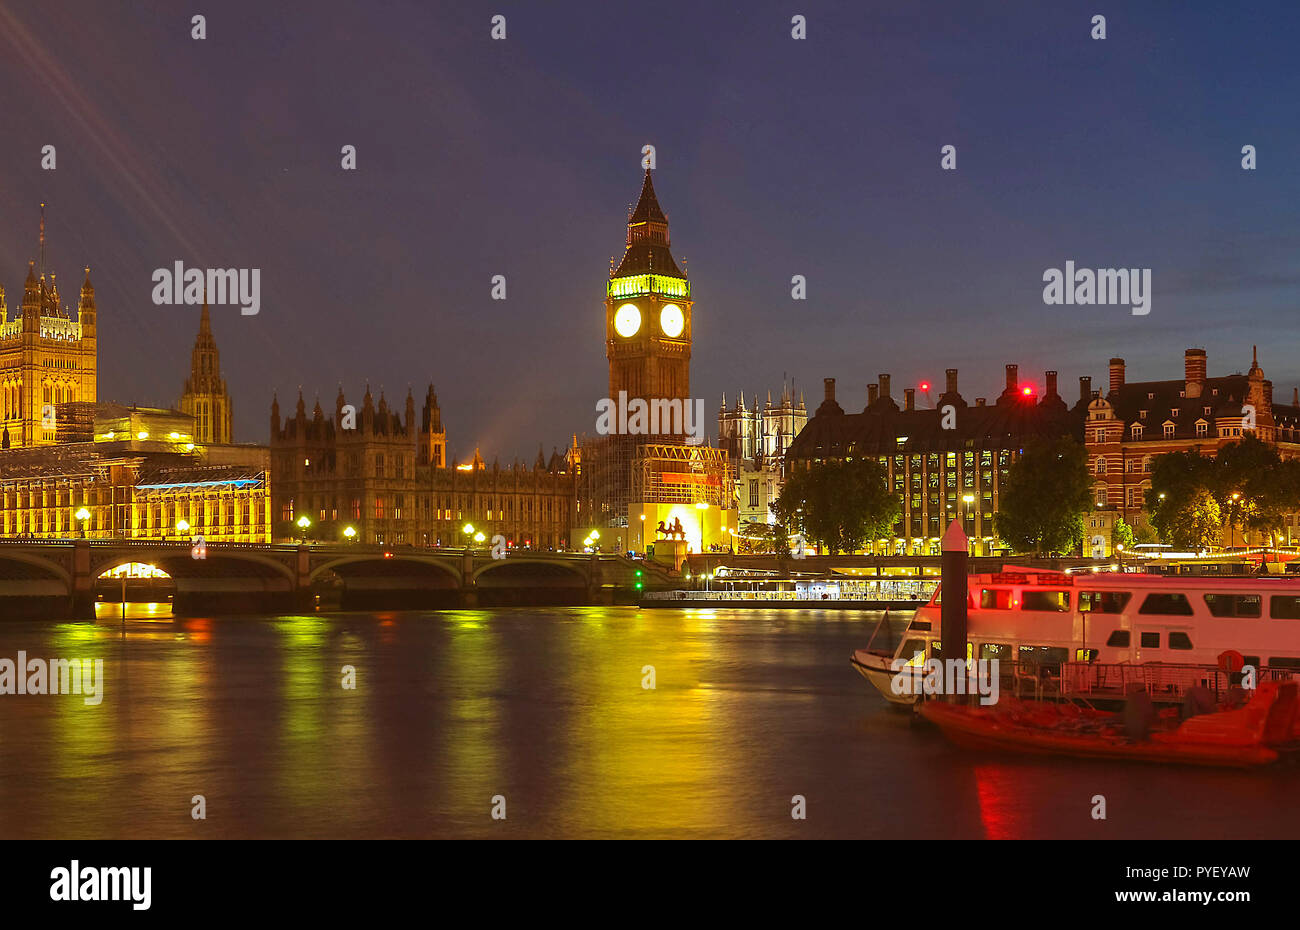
[474,531,485,545]
[176,518,190,543]
[75,507,90,539]
[462,523,475,550]
[696,501,708,552]
[343,526,357,542]
[296,514,312,543]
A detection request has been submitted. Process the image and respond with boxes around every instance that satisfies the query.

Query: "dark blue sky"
[3,1,1299,460]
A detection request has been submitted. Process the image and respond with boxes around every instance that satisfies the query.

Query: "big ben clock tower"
[606,170,692,406]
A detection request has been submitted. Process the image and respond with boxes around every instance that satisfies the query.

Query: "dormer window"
[1203,406,1212,416]
[1147,392,1154,399]
[1163,422,1176,438]
[1212,388,1219,396]
[1131,424,1143,439]
[1139,409,1147,419]
[1195,420,1208,438]
[1170,409,1179,418]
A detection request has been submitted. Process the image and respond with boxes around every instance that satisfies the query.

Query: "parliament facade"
[0,214,268,542]
[270,385,575,548]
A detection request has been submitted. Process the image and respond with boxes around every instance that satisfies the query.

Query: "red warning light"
[1021,385,1034,396]
[920,382,931,392]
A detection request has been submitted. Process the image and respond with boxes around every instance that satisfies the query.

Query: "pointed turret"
[535,445,547,470]
[270,393,281,437]
[613,169,683,277]
[78,266,96,337]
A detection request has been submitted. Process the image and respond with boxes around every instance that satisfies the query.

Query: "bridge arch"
[309,554,462,586]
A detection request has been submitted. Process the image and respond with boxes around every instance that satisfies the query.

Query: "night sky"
[3,1,1299,461]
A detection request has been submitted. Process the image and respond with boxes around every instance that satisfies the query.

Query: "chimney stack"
[945,368,958,394]
[867,383,879,406]
[1079,376,1092,404]
[1045,370,1058,397]
[1185,348,1207,384]
[904,388,915,411]
[878,374,891,400]
[1109,358,1125,394]
[823,378,835,404]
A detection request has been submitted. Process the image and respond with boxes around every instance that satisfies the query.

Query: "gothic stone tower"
[605,170,692,408]
[179,299,234,444]
[0,208,98,448]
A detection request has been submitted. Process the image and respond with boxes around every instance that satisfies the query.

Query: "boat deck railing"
[1057,661,1299,703]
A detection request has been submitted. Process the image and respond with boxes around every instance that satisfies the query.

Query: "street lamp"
[343,525,357,542]
[75,507,90,539]
[296,514,311,544]
[176,518,190,542]
[1231,492,1241,549]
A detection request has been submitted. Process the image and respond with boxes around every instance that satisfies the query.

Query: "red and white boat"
[852,567,1300,707]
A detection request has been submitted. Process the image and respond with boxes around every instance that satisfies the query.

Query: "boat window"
[1270,595,1300,620]
[1075,648,1099,662]
[980,642,1014,661]
[1244,655,1260,669]
[1138,593,1194,616]
[1140,632,1160,648]
[1078,590,1132,613]
[930,642,973,660]
[980,588,1014,609]
[1105,630,1130,647]
[908,619,931,631]
[1168,632,1193,650]
[1203,593,1262,618]
[898,639,927,666]
[1269,657,1300,669]
[1021,590,1069,612]
[1017,645,1068,670]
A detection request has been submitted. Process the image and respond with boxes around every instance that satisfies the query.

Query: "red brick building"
[1083,347,1300,553]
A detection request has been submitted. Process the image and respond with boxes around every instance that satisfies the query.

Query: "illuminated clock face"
[614,303,641,338]
[660,304,684,338]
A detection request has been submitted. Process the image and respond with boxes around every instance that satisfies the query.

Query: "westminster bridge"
[0,540,675,620]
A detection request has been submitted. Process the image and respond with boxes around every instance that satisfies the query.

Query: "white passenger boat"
[851,567,1300,707]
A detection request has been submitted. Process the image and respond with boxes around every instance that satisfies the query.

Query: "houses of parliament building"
[0,208,266,541]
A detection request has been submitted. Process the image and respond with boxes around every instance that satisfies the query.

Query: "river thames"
[0,605,1295,839]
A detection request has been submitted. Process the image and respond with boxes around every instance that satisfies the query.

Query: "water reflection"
[0,606,1293,839]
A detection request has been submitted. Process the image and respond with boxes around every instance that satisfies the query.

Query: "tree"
[771,457,899,555]
[1163,488,1222,550]
[1112,517,1135,553]
[1147,436,1300,548]
[993,436,1092,556]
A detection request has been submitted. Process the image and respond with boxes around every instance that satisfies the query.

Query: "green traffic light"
[635,582,643,590]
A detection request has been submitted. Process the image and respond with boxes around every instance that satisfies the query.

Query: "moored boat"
[854,566,1300,707]
[918,680,1298,768]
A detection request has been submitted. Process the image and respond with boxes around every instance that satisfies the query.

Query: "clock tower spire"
[606,169,692,408]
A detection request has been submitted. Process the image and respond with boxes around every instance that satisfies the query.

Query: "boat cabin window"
[1105,630,1130,647]
[980,642,1014,661]
[1078,590,1131,613]
[1244,655,1261,669]
[1021,590,1069,612]
[1017,645,1068,670]
[908,619,931,631]
[1138,592,1194,616]
[1269,657,1300,669]
[1204,594,1262,618]
[1075,648,1099,662]
[1270,595,1300,620]
[980,588,1014,609]
[1168,632,1193,650]
[1140,632,1160,648]
[898,639,927,666]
